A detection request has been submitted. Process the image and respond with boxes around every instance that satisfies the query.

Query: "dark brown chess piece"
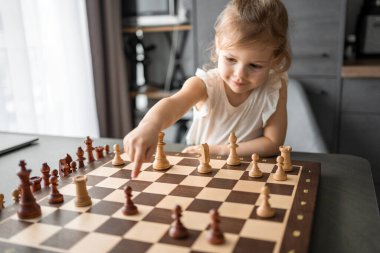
[122,186,138,215]
[207,209,225,244]
[70,161,77,172]
[30,176,42,192]
[17,160,41,219]
[169,205,189,239]
[40,163,51,188]
[95,146,104,160]
[48,169,64,204]
[65,154,73,166]
[84,136,95,164]
[104,144,110,155]
[63,163,71,177]
[76,147,86,168]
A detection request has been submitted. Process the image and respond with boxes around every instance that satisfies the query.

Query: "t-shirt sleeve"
[193,68,218,118]
[262,72,288,127]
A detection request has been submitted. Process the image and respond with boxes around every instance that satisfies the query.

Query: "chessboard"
[0,148,320,253]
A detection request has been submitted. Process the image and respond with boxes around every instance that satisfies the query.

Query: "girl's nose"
[234,65,245,80]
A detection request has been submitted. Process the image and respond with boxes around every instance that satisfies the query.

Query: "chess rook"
[73,175,92,207]
[153,132,171,170]
[280,145,293,172]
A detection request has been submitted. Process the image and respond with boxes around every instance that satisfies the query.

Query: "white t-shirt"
[185,68,287,145]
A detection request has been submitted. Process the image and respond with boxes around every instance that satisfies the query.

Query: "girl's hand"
[182,145,200,154]
[123,123,160,178]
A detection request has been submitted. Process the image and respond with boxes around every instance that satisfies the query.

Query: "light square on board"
[59,183,92,197]
[240,219,284,242]
[166,155,186,165]
[135,171,164,182]
[251,163,275,173]
[95,177,129,189]
[209,158,227,169]
[156,195,194,210]
[64,212,110,232]
[103,189,140,203]
[181,210,209,231]
[218,202,255,219]
[192,231,239,253]
[195,187,231,202]
[214,169,244,180]
[255,194,293,210]
[266,174,299,186]
[179,175,212,187]
[147,243,190,253]
[233,180,266,193]
[9,223,61,246]
[87,166,120,177]
[112,204,154,221]
[166,165,196,175]
[143,182,177,195]
[69,232,122,253]
[123,162,152,171]
[11,206,56,223]
[123,221,169,243]
[59,198,100,213]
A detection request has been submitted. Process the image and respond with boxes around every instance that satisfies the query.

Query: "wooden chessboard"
[0,151,320,253]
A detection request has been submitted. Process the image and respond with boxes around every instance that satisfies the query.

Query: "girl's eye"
[250,64,262,69]
[225,57,235,62]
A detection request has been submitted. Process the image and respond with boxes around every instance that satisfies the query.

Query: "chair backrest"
[285,79,328,153]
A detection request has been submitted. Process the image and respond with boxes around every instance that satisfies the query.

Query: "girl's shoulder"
[266,71,288,91]
[195,68,221,87]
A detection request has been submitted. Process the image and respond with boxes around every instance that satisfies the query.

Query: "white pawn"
[227,132,240,166]
[249,153,263,178]
[197,143,212,174]
[256,186,275,218]
[112,144,125,166]
[273,156,287,181]
[279,145,293,172]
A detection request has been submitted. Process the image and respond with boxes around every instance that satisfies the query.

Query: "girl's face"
[217,43,274,96]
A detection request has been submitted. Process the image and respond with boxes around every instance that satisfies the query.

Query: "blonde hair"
[210,0,291,73]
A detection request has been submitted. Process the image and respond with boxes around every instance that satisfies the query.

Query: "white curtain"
[0,0,99,137]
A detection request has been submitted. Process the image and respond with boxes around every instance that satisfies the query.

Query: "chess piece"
[197,143,212,174]
[76,146,86,168]
[17,160,41,219]
[30,176,42,192]
[280,145,293,172]
[95,146,104,160]
[256,186,275,218]
[73,175,92,207]
[84,136,95,164]
[40,163,51,188]
[63,163,71,177]
[104,144,110,155]
[273,156,287,181]
[207,209,225,245]
[112,144,126,166]
[12,189,20,203]
[48,169,64,204]
[65,154,73,167]
[122,186,138,215]
[70,161,77,172]
[153,132,171,170]
[0,194,4,210]
[227,132,241,166]
[249,153,263,178]
[59,159,66,175]
[169,205,189,239]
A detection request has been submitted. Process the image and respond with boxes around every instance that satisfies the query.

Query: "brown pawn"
[104,144,110,155]
[40,163,51,188]
[70,161,77,172]
[12,188,20,203]
[48,169,64,204]
[17,160,41,219]
[122,186,138,215]
[76,147,86,168]
[169,205,189,239]
[84,136,95,164]
[95,146,104,160]
[207,209,225,245]
[30,176,42,192]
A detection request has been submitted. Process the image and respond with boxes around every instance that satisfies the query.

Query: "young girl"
[124,0,291,177]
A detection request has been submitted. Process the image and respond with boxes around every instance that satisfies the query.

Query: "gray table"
[0,134,379,252]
